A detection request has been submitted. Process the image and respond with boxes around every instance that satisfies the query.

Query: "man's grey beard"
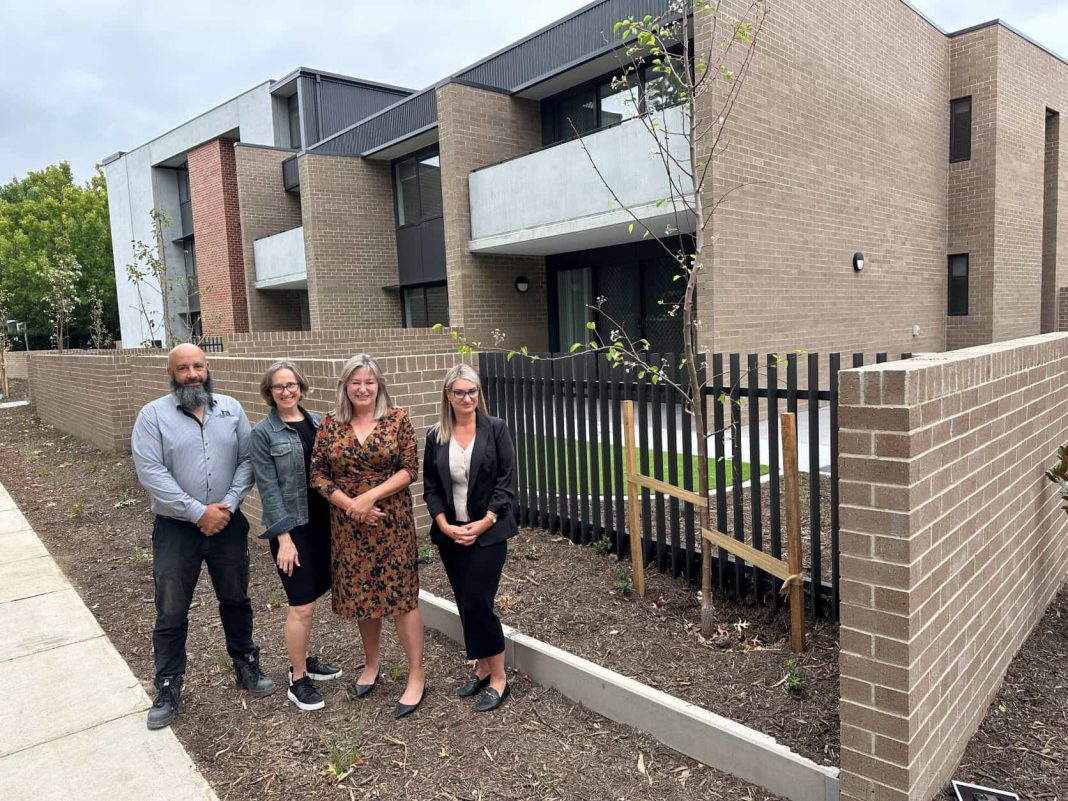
[171,374,214,412]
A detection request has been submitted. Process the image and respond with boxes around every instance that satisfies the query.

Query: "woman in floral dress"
[310,353,426,718]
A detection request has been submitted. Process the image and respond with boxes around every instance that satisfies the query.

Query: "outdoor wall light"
[853,252,865,272]
[514,276,530,293]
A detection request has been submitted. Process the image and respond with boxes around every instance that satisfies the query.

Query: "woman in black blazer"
[423,364,518,712]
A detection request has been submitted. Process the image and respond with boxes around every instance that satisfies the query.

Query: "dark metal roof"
[452,0,669,91]
[309,0,671,158]
[310,88,438,157]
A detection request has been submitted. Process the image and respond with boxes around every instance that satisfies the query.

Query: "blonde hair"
[259,360,310,407]
[434,363,487,444]
[334,354,393,423]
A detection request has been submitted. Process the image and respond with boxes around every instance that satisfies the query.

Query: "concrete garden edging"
[418,590,839,801]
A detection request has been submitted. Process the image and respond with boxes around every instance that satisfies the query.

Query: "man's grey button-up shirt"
[131,392,254,524]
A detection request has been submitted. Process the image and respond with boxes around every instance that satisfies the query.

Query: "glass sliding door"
[556,267,592,351]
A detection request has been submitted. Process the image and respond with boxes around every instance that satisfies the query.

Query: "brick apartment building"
[103,0,1068,359]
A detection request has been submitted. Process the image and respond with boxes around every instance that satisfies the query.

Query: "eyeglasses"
[450,387,480,400]
[270,382,300,395]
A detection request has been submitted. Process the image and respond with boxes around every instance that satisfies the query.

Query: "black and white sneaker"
[305,655,343,682]
[287,676,325,711]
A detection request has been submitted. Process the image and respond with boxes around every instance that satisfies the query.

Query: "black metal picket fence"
[479,349,910,620]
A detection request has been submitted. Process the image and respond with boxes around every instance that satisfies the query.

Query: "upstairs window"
[394,150,441,228]
[950,96,971,163]
[948,254,969,316]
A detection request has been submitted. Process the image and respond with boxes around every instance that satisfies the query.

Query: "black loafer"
[457,674,491,698]
[347,668,379,699]
[475,683,510,712]
[393,681,428,719]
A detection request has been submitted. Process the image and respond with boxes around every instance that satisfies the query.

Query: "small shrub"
[70,501,85,516]
[417,543,434,563]
[384,661,407,682]
[266,588,288,609]
[785,658,804,694]
[592,537,612,556]
[89,458,101,473]
[613,565,634,597]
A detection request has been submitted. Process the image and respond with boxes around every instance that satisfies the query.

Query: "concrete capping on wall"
[419,590,839,801]
[837,332,1068,801]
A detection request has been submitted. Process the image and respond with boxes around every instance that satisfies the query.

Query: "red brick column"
[188,138,249,334]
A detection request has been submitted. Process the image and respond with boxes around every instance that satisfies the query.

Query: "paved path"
[0,480,217,800]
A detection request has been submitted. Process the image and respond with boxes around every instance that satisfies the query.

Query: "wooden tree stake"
[781,412,806,653]
[621,400,646,598]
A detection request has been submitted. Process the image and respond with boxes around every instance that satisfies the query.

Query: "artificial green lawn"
[515,435,768,495]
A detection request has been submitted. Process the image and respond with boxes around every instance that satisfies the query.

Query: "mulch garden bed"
[1,377,29,403]
[0,405,796,800]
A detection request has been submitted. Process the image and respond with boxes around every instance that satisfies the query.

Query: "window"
[598,80,639,128]
[176,166,193,237]
[948,254,969,316]
[555,92,597,140]
[642,58,686,112]
[393,149,442,227]
[402,283,449,328]
[288,93,301,150]
[950,97,971,163]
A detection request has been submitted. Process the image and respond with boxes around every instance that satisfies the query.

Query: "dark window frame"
[950,96,972,163]
[541,53,689,147]
[392,145,443,230]
[401,281,449,328]
[947,253,969,316]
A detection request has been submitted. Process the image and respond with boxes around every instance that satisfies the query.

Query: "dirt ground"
[1,376,29,403]
[0,403,793,801]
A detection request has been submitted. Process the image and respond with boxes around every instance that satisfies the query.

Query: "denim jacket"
[249,407,320,538]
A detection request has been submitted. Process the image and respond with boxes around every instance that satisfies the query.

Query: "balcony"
[468,106,694,256]
[254,226,307,290]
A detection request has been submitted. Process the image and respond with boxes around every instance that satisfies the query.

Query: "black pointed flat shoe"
[457,674,491,698]
[393,681,428,719]
[347,668,379,699]
[474,683,510,712]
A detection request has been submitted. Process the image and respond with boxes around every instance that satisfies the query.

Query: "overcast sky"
[1,0,1066,185]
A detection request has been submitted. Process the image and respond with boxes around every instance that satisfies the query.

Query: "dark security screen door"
[549,241,688,355]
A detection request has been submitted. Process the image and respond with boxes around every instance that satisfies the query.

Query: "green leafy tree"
[126,208,180,347]
[0,162,116,340]
[42,253,81,349]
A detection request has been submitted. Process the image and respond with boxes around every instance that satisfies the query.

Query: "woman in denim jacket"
[250,360,352,711]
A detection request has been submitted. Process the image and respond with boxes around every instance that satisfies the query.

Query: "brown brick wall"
[233,144,305,332]
[30,351,466,536]
[947,28,999,349]
[3,351,28,381]
[986,27,1063,341]
[991,28,1068,341]
[223,327,462,359]
[188,138,249,335]
[437,83,548,351]
[837,332,1068,801]
[696,0,950,358]
[28,352,138,452]
[298,153,401,330]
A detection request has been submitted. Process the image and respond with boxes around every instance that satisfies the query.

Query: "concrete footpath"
[0,480,217,800]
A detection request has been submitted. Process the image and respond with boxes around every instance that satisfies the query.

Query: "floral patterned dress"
[310,407,419,620]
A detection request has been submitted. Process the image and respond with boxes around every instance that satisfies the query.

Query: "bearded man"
[132,343,275,730]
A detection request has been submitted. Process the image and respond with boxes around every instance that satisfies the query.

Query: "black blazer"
[424,412,518,547]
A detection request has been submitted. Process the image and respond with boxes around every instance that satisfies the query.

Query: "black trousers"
[152,510,256,680]
[436,538,508,660]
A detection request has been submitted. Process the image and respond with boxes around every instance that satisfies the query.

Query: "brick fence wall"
[28,351,139,452]
[31,351,467,535]
[222,328,461,359]
[837,333,1068,801]
[4,351,28,380]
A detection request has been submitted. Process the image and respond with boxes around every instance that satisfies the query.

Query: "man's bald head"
[167,343,206,373]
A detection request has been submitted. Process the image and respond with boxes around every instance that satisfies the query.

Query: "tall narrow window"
[288,93,301,150]
[950,96,972,163]
[948,254,969,316]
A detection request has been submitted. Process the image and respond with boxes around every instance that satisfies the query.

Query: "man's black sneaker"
[233,647,277,698]
[147,675,182,730]
[287,676,325,711]
[305,655,343,682]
